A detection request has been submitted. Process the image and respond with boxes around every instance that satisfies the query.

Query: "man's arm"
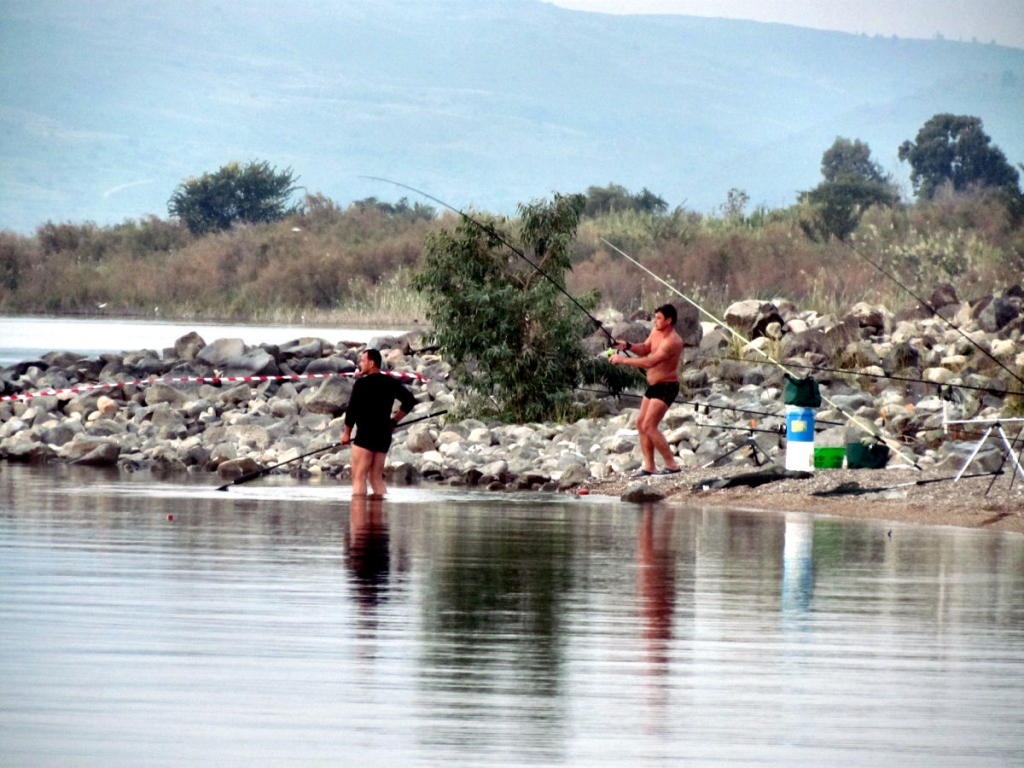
[615,336,651,356]
[610,333,675,369]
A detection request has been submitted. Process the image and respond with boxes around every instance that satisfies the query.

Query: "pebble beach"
[1,288,1022,535]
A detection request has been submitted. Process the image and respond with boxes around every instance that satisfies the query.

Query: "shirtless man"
[609,303,684,476]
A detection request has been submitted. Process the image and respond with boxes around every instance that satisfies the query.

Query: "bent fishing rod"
[600,237,922,469]
[215,410,447,491]
[362,176,621,348]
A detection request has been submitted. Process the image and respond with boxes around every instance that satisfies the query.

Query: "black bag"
[783,375,821,408]
[846,441,890,469]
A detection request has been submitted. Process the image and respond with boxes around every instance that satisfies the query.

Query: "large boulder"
[174,332,206,362]
[221,350,279,377]
[724,300,783,339]
[304,377,354,416]
[197,338,247,368]
[976,296,1019,333]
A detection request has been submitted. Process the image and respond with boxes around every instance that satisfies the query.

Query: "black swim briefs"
[644,381,680,406]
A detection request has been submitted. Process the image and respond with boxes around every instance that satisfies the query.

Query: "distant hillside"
[1,0,1022,232]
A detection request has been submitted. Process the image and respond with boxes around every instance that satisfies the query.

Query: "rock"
[725,300,783,339]
[404,429,436,453]
[197,338,247,368]
[676,302,703,347]
[73,441,121,467]
[222,350,279,377]
[279,338,326,358]
[303,377,354,416]
[780,328,828,359]
[848,302,890,333]
[144,382,188,408]
[977,296,1019,333]
[216,457,261,479]
[96,395,118,415]
[1,434,55,462]
[621,483,665,502]
[174,332,206,361]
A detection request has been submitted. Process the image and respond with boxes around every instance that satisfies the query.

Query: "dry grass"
[1,191,1021,324]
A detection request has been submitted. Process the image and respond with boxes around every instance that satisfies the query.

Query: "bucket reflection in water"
[782,512,814,615]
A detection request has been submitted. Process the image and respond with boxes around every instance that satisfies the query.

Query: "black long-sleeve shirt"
[345,372,417,452]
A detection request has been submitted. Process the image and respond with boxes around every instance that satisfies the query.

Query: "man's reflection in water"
[345,494,390,621]
[638,506,677,666]
[637,505,678,732]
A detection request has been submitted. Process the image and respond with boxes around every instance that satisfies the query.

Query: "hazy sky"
[545,1,1024,50]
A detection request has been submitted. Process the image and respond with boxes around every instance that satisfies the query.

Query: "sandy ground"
[579,463,1024,535]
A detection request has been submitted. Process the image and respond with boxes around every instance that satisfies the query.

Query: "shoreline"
[577,465,1024,535]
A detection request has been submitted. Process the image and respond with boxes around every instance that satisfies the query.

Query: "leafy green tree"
[353,196,436,221]
[821,137,889,184]
[168,161,300,235]
[800,137,899,241]
[584,183,668,217]
[898,114,1020,200]
[414,193,634,422]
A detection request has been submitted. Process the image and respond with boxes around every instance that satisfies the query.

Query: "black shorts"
[353,430,393,454]
[644,381,679,406]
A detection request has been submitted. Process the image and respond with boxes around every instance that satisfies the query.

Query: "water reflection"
[1,463,1023,766]
[345,494,391,610]
[783,512,814,615]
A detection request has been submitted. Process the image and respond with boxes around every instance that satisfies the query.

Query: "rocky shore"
[1,286,1022,534]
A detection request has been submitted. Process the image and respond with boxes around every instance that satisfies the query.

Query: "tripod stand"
[947,419,1024,483]
[702,426,776,469]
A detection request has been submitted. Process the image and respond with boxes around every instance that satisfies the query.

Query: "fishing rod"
[362,176,620,347]
[841,239,1024,390]
[576,386,850,430]
[600,237,922,469]
[718,354,1012,399]
[215,410,448,491]
[812,471,1005,497]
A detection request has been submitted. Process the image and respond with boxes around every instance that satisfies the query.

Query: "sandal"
[658,467,682,475]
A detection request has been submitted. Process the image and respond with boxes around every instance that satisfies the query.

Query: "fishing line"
[717,354,1015,399]
[600,238,922,468]
[362,176,619,346]
[841,239,1024,389]
[577,386,855,432]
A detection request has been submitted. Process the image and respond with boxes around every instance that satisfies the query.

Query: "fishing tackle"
[215,410,447,491]
[841,240,1024,390]
[600,237,922,469]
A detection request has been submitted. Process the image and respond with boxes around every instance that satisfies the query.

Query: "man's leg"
[351,444,372,496]
[637,397,678,471]
[368,450,388,497]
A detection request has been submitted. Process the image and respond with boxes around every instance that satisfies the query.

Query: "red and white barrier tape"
[0,370,426,403]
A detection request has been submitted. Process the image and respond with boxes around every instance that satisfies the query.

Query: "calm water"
[1,463,1022,766]
[0,316,406,368]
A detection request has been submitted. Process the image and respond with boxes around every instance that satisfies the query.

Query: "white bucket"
[785,406,816,472]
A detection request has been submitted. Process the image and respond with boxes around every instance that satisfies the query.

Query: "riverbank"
[578,465,1024,535]
[1,291,1022,537]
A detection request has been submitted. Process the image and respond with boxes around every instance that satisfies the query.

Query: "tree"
[800,137,899,241]
[168,161,300,235]
[413,193,634,422]
[898,114,1020,200]
[584,183,668,217]
[821,137,889,185]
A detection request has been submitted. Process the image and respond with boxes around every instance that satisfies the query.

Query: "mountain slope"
[1,0,1022,232]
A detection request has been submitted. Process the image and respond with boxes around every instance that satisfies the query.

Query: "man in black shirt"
[341,348,418,497]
